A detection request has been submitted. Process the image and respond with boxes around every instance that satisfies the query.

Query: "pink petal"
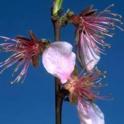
[42,41,76,84]
[78,32,100,71]
[77,100,105,124]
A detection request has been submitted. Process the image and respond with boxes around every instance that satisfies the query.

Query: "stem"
[52,18,63,124]
[55,80,63,124]
[54,20,61,41]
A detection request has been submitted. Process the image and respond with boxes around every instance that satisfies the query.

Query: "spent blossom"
[0,32,48,84]
[70,4,123,71]
[64,71,106,124]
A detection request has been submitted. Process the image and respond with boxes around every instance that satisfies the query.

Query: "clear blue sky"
[0,0,123,124]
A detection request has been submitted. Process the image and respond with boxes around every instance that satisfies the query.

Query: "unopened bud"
[52,0,63,16]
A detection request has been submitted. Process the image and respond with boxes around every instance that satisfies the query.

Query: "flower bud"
[52,0,63,16]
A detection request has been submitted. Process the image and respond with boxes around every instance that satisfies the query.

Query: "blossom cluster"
[0,4,123,124]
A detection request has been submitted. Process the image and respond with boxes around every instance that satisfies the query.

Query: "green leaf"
[53,0,63,16]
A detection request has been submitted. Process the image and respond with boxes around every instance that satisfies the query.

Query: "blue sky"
[0,0,124,124]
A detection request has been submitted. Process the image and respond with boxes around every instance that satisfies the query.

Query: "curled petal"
[77,32,100,72]
[42,41,76,84]
[77,100,105,124]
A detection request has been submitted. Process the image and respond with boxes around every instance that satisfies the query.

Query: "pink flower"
[71,4,123,71]
[64,71,105,124]
[0,32,48,84]
[42,41,76,84]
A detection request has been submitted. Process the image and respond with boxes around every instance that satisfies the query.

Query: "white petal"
[78,32,100,72]
[42,41,76,84]
[77,100,105,124]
